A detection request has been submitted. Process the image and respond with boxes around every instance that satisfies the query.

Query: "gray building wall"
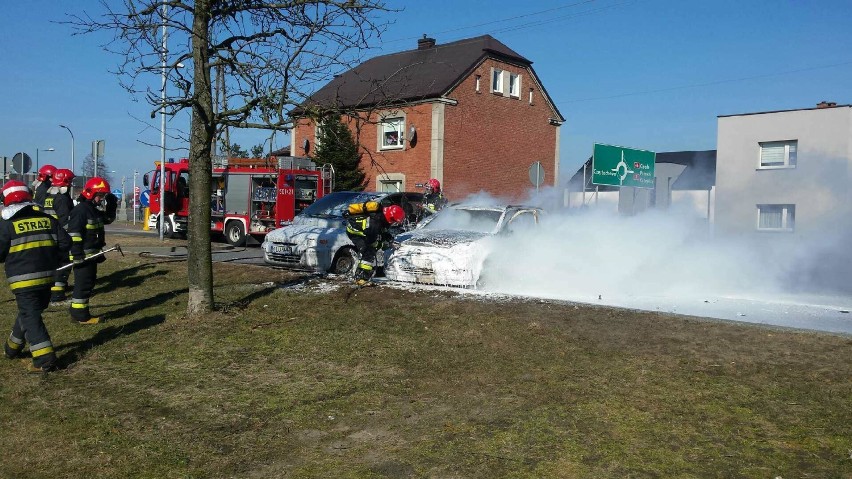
[715,105,852,241]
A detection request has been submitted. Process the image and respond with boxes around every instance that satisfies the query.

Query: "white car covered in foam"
[384,204,544,288]
[262,191,425,274]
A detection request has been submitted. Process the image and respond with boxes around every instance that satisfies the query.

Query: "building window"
[379,179,402,192]
[757,204,795,231]
[759,140,797,168]
[491,68,503,94]
[475,74,481,93]
[509,73,520,98]
[529,88,534,105]
[379,117,404,150]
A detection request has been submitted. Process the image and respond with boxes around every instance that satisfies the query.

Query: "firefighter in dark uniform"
[345,202,405,285]
[67,177,116,324]
[44,168,76,302]
[423,178,447,213]
[1,180,71,373]
[32,164,56,207]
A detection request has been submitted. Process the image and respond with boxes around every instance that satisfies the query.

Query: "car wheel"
[226,221,246,246]
[331,247,357,275]
[163,218,175,238]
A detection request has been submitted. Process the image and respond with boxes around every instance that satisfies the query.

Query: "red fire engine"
[144,156,333,245]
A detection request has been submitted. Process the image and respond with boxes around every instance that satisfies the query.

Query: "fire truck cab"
[145,156,333,246]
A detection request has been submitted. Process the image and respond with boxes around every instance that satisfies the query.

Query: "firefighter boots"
[5,338,24,359]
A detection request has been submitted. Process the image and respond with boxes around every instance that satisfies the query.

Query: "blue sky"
[1,0,851,194]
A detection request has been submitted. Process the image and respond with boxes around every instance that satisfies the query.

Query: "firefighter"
[0,180,71,373]
[345,203,405,286]
[67,177,115,324]
[45,169,76,302]
[423,178,447,213]
[32,164,57,207]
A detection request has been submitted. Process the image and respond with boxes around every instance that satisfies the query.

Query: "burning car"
[262,191,425,274]
[384,204,544,288]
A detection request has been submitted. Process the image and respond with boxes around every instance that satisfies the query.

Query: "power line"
[558,60,852,104]
[382,0,621,46]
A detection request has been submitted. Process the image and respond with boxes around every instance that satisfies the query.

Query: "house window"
[759,140,797,168]
[509,73,520,98]
[379,117,404,150]
[757,204,795,231]
[475,74,481,93]
[379,179,402,192]
[529,88,534,105]
[491,68,503,94]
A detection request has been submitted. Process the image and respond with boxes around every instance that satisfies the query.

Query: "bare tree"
[68,0,390,315]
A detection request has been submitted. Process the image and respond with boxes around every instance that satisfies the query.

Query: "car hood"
[396,229,490,247]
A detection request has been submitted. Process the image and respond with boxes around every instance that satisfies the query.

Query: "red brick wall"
[293,104,434,192]
[294,59,560,201]
[443,60,559,201]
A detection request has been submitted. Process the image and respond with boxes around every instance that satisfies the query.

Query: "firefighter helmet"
[37,164,57,182]
[81,177,111,200]
[2,180,32,206]
[425,178,441,194]
[52,168,75,188]
[383,205,405,225]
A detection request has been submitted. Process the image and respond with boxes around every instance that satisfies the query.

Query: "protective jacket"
[43,187,74,227]
[345,211,392,247]
[0,203,71,292]
[67,200,107,263]
[424,192,447,213]
[33,181,51,207]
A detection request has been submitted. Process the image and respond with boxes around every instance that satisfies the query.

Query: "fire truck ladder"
[321,163,335,194]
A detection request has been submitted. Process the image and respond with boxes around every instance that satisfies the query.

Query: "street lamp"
[36,147,55,172]
[59,125,75,174]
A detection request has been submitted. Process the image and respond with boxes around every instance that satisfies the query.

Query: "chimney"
[417,34,436,50]
[816,101,837,109]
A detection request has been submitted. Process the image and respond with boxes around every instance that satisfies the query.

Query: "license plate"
[272,245,292,254]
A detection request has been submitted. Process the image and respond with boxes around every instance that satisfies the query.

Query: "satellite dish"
[12,153,32,174]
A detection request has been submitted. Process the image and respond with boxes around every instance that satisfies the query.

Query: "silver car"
[384,204,544,288]
[262,191,426,274]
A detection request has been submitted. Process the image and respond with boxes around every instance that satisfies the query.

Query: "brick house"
[291,34,564,200]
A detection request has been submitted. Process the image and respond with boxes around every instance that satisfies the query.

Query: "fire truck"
[144,155,334,246]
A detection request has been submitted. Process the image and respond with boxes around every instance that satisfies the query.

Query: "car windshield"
[300,191,383,217]
[422,207,503,234]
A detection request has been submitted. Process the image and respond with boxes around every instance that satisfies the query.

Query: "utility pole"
[133,170,138,226]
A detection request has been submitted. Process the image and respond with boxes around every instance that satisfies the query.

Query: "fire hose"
[56,244,124,271]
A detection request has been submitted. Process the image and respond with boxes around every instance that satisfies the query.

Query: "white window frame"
[491,68,503,94]
[757,204,795,232]
[758,140,797,169]
[378,116,405,150]
[377,173,405,192]
[475,74,481,93]
[508,73,520,98]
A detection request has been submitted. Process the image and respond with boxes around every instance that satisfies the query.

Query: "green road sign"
[591,143,655,189]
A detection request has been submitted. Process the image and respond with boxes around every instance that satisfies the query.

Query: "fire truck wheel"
[331,247,357,275]
[225,221,246,246]
[155,217,175,239]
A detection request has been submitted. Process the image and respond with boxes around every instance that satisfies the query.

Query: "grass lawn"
[0,234,850,478]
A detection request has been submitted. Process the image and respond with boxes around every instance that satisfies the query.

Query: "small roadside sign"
[592,143,655,189]
[112,188,123,200]
[139,189,151,207]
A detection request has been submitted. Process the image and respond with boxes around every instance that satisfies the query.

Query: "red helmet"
[37,164,57,182]
[425,178,441,194]
[2,180,32,206]
[81,177,111,200]
[383,205,405,224]
[52,169,75,188]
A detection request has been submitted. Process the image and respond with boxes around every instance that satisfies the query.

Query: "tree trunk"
[187,0,215,315]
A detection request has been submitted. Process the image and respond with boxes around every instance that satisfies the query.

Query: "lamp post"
[59,125,75,174]
[36,148,55,173]
[92,140,105,178]
[159,2,168,241]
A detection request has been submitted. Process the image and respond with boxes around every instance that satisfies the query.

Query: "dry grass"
[0,233,849,478]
